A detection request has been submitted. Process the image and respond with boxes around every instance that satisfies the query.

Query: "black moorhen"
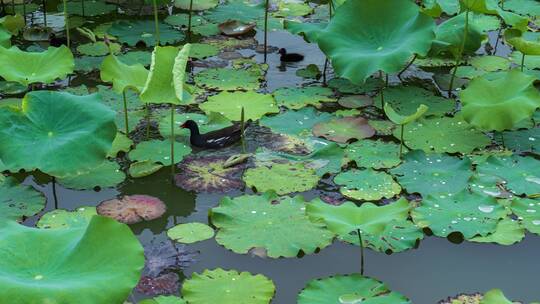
[49,33,67,47]
[278,48,304,62]
[181,120,249,149]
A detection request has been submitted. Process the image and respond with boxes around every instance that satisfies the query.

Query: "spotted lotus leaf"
[194,68,261,91]
[210,192,334,258]
[0,177,45,222]
[260,107,333,138]
[510,198,540,235]
[390,150,472,197]
[129,140,192,165]
[204,2,264,23]
[36,206,97,229]
[167,222,215,244]
[334,169,401,201]
[376,86,454,117]
[175,155,245,193]
[97,195,167,224]
[108,21,184,47]
[411,190,507,239]
[243,162,319,195]
[502,128,540,154]
[57,161,126,190]
[476,155,540,196]
[344,140,402,169]
[313,116,375,144]
[470,218,525,245]
[62,0,116,16]
[272,86,335,110]
[200,91,279,121]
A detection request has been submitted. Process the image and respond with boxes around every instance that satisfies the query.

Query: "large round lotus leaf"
[510,198,540,235]
[375,86,454,117]
[460,70,540,131]
[313,116,375,144]
[129,140,191,165]
[0,177,45,221]
[0,216,144,303]
[397,116,490,153]
[334,169,401,201]
[77,41,121,57]
[328,77,383,94]
[411,190,507,239]
[430,12,485,58]
[167,222,214,244]
[97,194,166,224]
[344,140,402,169]
[0,91,116,176]
[200,91,279,121]
[0,46,74,86]
[505,0,540,16]
[183,268,274,304]
[272,86,335,110]
[140,296,186,304]
[62,0,116,16]
[192,23,221,37]
[175,155,244,193]
[211,192,333,258]
[470,217,525,245]
[297,274,411,304]
[260,107,333,137]
[57,161,125,190]
[159,111,232,139]
[390,150,472,197]
[243,162,319,195]
[204,2,264,23]
[108,21,184,47]
[476,155,540,196]
[316,0,435,84]
[174,0,218,10]
[194,68,260,91]
[37,206,97,229]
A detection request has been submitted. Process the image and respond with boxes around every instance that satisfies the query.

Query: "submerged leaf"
[175,155,245,193]
[97,194,166,224]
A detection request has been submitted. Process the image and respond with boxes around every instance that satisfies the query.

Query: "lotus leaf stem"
[397,54,417,79]
[241,107,246,153]
[63,0,70,48]
[521,53,525,72]
[170,106,175,181]
[122,90,129,135]
[448,8,469,96]
[42,0,47,27]
[22,0,26,25]
[263,0,269,63]
[10,0,13,15]
[500,131,506,148]
[52,176,59,209]
[81,0,85,17]
[322,58,328,86]
[187,0,193,42]
[357,229,364,275]
[399,124,404,159]
[146,103,150,140]
[379,70,385,109]
[152,0,160,45]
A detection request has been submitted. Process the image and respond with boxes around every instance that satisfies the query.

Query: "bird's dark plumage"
[278,48,304,62]
[49,33,67,47]
[181,120,249,149]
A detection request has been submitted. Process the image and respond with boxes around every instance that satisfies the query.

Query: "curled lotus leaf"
[97,194,167,224]
[411,190,507,239]
[194,68,261,91]
[0,45,74,86]
[505,29,540,56]
[384,103,429,126]
[316,0,435,84]
[429,12,485,58]
[510,198,540,235]
[200,91,279,121]
[313,116,375,144]
[334,169,401,201]
[480,289,516,304]
[218,20,256,36]
[182,268,275,304]
[243,162,319,195]
[136,273,180,296]
[108,133,133,158]
[175,155,245,193]
[57,161,126,190]
[344,140,402,169]
[272,86,335,110]
[37,206,97,229]
[476,155,540,196]
[0,176,45,222]
[297,274,411,304]
[167,222,215,244]
[260,107,333,137]
[211,192,334,258]
[0,216,144,304]
[100,54,149,94]
[108,21,184,47]
[460,70,540,131]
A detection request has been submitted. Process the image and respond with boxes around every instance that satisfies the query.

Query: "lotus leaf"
[194,68,261,91]
[430,12,485,58]
[284,20,326,44]
[159,111,232,139]
[275,1,312,17]
[0,25,11,48]
[174,0,218,10]
[510,198,540,235]
[316,0,435,84]
[0,177,45,221]
[376,86,454,117]
[385,103,429,126]
[369,119,396,136]
[411,190,507,238]
[140,296,186,304]
[97,194,166,224]
[0,46,74,86]
[0,91,116,176]
[476,155,540,196]
[175,155,245,193]
[313,116,375,144]
[390,150,472,197]
[63,0,116,16]
[0,216,144,303]
[108,21,184,47]
[296,64,321,79]
[470,218,525,245]
[502,128,540,154]
[167,222,214,244]
[505,29,540,56]
[243,162,319,195]
[344,140,402,169]
[481,289,517,304]
[0,81,25,95]
[204,2,264,23]
[165,14,206,27]
[471,56,511,72]
[272,86,335,110]
[77,41,121,57]
[98,85,144,111]
[101,55,148,93]
[397,116,490,153]
[57,161,125,190]
[210,192,333,258]
[505,0,540,16]
[129,140,191,165]
[118,50,152,66]
[460,70,540,131]
[189,43,219,59]
[260,107,333,137]
[36,206,97,229]
[108,133,133,157]
[0,14,24,35]
[22,26,52,42]
[192,23,221,36]
[200,91,279,121]
[137,273,180,296]
[297,274,411,304]
[75,56,104,73]
[334,169,401,201]
[129,161,163,178]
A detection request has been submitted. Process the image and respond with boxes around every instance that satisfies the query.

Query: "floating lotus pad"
[77,41,121,57]
[174,0,218,10]
[194,68,261,91]
[316,0,435,84]
[296,64,321,79]
[165,14,206,27]
[139,296,186,304]
[260,107,333,137]
[189,43,220,59]
[502,128,540,154]
[204,2,264,23]
[108,21,184,47]
[218,20,256,36]
[97,194,166,224]
[0,216,144,303]
[0,91,116,176]
[390,150,472,197]
[376,86,454,117]
[327,77,383,94]
[0,46,74,86]
[476,155,540,196]
[129,161,163,178]
[411,190,507,239]
[313,116,375,144]
[272,86,335,110]
[460,70,540,131]
[297,274,411,304]
[36,206,97,229]
[397,116,490,154]
[334,169,401,201]
[470,218,525,245]
[200,91,279,121]
[505,0,540,16]
[211,192,334,258]
[344,140,402,169]
[175,155,245,193]
[167,222,215,244]
[243,162,319,195]
[510,198,540,235]
[57,161,125,190]
[471,56,511,72]
[0,177,45,221]
[62,0,116,16]
[129,140,191,165]
[338,95,373,109]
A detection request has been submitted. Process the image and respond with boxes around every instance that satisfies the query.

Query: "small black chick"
[49,33,67,47]
[278,48,304,62]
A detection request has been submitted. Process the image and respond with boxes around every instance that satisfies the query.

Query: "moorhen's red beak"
[180,122,187,128]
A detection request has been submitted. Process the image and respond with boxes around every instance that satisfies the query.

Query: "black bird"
[278,48,304,62]
[181,120,249,149]
[49,33,67,47]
